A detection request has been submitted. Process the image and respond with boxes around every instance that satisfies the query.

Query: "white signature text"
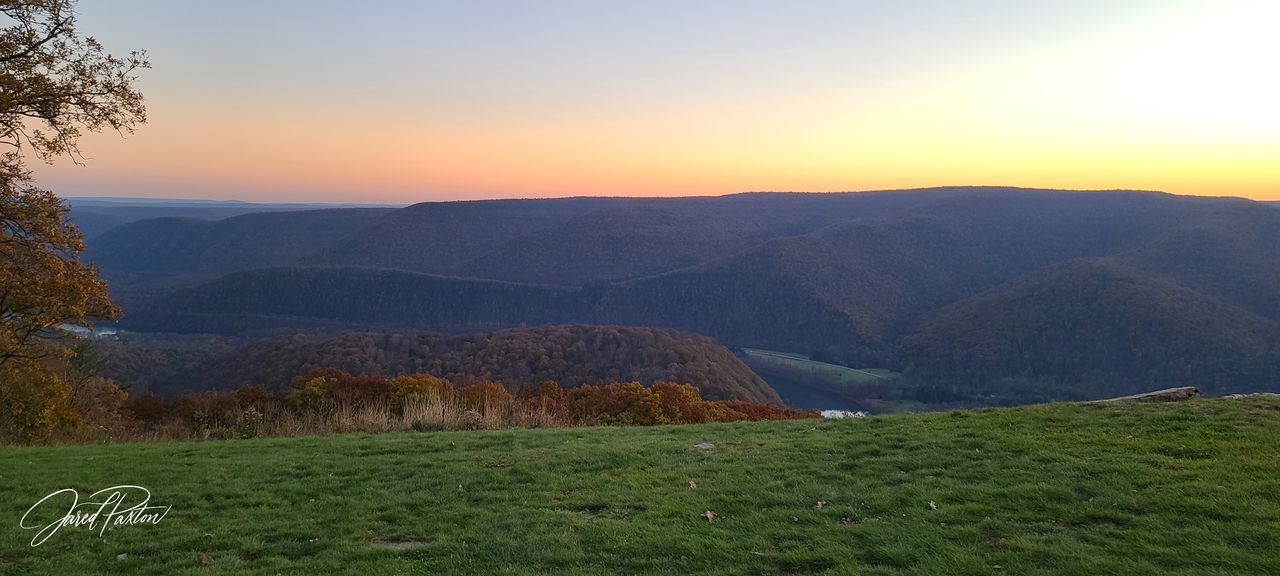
[19,485,171,547]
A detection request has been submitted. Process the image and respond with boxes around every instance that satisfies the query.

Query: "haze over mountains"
[67,197,399,240]
[78,187,1280,403]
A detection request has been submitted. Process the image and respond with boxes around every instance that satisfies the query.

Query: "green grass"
[742,348,898,384]
[3,398,1280,575]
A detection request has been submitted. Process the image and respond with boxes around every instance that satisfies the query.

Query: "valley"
[76,188,1280,408]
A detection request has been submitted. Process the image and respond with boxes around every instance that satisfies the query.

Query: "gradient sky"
[29,0,1280,202]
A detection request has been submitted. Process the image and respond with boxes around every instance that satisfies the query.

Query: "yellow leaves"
[1,1,148,162]
[288,376,337,410]
[388,373,454,409]
[2,163,118,361]
[0,358,80,443]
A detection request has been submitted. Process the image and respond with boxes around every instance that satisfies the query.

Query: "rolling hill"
[903,259,1280,402]
[307,197,625,275]
[67,198,392,239]
[85,187,1280,403]
[86,189,966,287]
[94,325,780,403]
[86,209,394,286]
[121,266,591,334]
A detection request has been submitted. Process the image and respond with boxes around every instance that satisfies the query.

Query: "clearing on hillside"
[742,348,898,383]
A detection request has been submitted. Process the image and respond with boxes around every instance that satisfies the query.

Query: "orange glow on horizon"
[30,1,1280,204]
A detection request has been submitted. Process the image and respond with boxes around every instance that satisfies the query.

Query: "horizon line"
[62,185,1274,207]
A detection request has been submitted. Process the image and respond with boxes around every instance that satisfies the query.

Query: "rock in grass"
[368,539,428,550]
[1090,387,1200,403]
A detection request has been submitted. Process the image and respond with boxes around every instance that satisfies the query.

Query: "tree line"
[4,367,816,445]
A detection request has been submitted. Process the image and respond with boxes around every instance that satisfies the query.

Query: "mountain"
[441,192,959,285]
[86,189,965,287]
[68,210,132,239]
[87,187,1280,403]
[94,326,779,403]
[86,208,394,286]
[903,259,1280,403]
[67,197,399,240]
[593,189,1205,358]
[121,266,592,334]
[1110,203,1280,322]
[307,197,624,275]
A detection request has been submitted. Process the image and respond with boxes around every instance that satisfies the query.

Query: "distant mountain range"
[66,197,400,239]
[77,187,1280,403]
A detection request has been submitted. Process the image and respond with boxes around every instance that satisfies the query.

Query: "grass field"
[741,348,898,383]
[3,398,1280,575]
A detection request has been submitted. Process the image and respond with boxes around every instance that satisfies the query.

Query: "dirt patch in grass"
[368,539,430,550]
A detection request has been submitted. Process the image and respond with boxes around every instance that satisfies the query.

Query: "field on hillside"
[741,348,902,410]
[3,398,1280,575]
[742,348,897,383]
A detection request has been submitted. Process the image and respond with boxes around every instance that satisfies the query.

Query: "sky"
[28,0,1280,202]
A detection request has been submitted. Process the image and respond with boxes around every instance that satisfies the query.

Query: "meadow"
[741,349,897,384]
[740,348,905,410]
[2,397,1279,575]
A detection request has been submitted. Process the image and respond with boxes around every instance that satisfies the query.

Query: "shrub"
[66,376,136,441]
[287,369,390,409]
[235,384,272,409]
[389,374,454,410]
[517,380,567,413]
[651,382,711,424]
[4,364,818,445]
[458,380,511,415]
[710,401,820,422]
[236,406,264,439]
[171,390,242,438]
[328,373,390,407]
[127,393,167,424]
[289,375,337,411]
[0,359,80,444]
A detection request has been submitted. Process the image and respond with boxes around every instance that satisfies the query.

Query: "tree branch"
[0,14,69,64]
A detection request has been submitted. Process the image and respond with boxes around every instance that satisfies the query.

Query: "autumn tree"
[389,373,454,410]
[0,0,147,363]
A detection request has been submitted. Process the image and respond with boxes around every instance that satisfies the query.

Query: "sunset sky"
[32,0,1280,203]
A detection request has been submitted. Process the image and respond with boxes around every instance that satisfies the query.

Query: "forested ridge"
[93,325,780,403]
[80,188,1280,404]
[901,260,1280,403]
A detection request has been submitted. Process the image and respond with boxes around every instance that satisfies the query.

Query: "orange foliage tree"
[457,380,512,415]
